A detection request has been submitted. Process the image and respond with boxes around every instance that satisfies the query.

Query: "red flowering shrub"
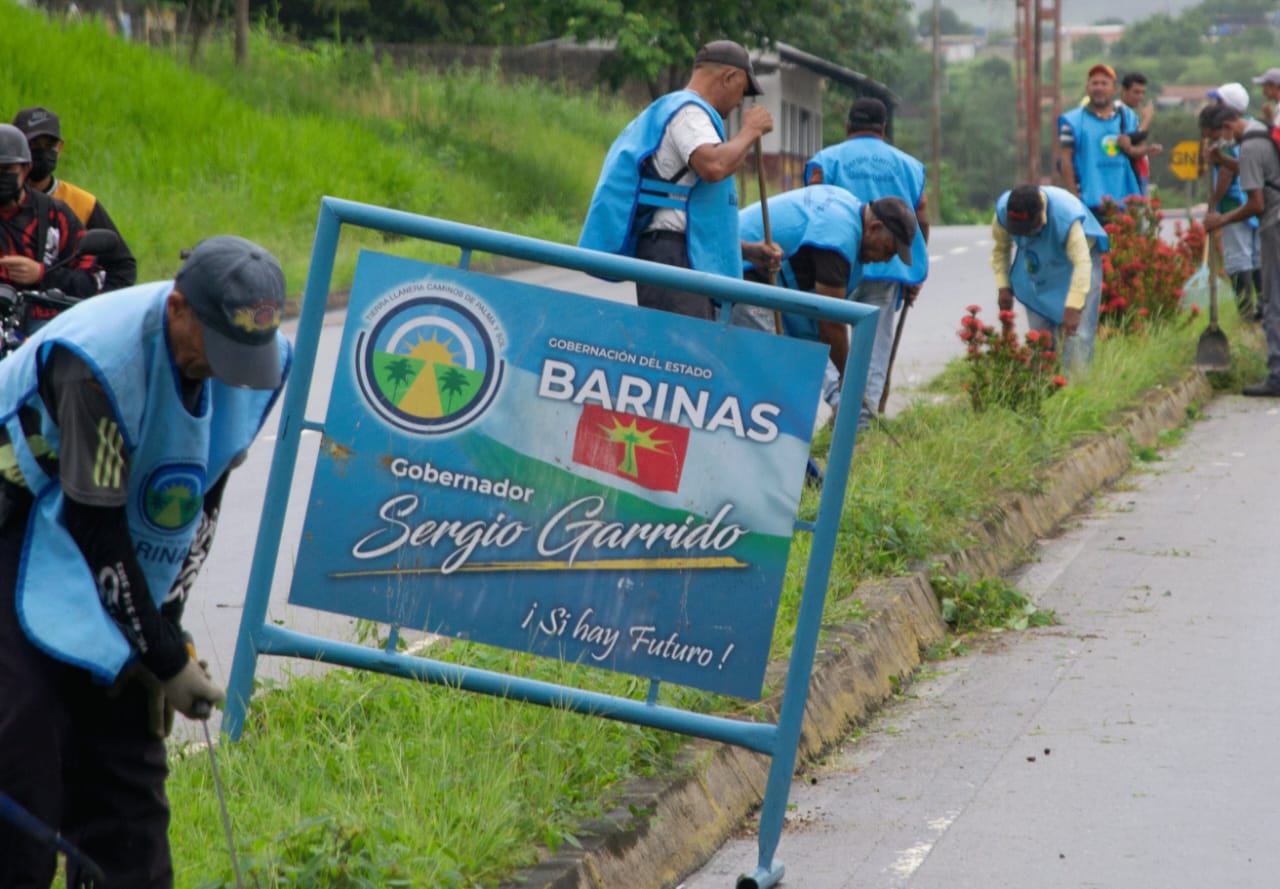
[1098,195,1205,334]
[957,305,1066,414]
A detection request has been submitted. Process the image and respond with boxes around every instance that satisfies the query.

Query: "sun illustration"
[404,330,461,368]
[602,418,670,477]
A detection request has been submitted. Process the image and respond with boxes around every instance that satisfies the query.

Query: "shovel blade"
[1195,326,1231,371]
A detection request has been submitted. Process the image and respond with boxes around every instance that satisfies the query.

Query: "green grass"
[172,308,1241,888]
[9,8,1266,885]
[0,5,636,296]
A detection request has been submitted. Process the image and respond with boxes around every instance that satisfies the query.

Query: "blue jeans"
[1024,243,1103,378]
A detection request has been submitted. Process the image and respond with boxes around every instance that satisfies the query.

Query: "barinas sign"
[290,250,829,699]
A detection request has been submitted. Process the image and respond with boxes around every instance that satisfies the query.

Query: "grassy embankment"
[3,9,1265,887]
[0,4,636,298]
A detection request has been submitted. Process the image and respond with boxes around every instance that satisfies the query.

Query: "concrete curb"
[503,372,1213,889]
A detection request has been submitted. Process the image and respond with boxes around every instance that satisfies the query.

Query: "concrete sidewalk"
[506,370,1218,889]
[680,388,1280,888]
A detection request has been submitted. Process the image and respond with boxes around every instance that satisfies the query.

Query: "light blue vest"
[1213,141,1257,227]
[578,90,741,280]
[996,186,1109,325]
[739,185,864,341]
[1060,105,1142,210]
[1,282,291,681]
[803,135,928,285]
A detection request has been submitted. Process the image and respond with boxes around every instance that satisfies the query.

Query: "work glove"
[162,656,225,721]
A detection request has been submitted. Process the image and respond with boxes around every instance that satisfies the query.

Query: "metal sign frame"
[223,196,878,889]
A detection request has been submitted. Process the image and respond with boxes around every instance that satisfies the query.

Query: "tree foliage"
[541,0,807,96]
[250,0,913,98]
[1072,34,1106,59]
[1110,11,1208,59]
[917,6,977,37]
[252,0,552,45]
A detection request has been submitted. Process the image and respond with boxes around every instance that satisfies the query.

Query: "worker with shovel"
[0,235,291,887]
[991,184,1109,377]
[1201,103,1280,396]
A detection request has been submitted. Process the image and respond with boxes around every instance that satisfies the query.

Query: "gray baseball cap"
[174,235,285,389]
[1253,68,1280,86]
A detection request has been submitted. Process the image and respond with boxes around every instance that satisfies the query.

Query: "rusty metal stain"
[319,435,356,476]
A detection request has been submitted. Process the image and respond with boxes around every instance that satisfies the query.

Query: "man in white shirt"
[579,40,777,319]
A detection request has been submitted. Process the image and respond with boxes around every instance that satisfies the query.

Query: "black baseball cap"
[174,235,286,389]
[868,197,917,265]
[848,97,887,131]
[12,107,60,141]
[1004,185,1045,236]
[694,40,763,96]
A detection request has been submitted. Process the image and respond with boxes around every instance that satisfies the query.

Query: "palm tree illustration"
[438,366,470,412]
[383,357,416,402]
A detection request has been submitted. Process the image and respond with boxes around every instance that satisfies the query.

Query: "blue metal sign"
[224,197,880,889]
[289,251,827,699]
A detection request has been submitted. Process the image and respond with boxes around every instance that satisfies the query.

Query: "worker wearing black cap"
[805,96,929,425]
[991,184,1110,376]
[12,106,136,291]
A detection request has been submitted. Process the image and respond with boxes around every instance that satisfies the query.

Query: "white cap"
[1214,82,1250,113]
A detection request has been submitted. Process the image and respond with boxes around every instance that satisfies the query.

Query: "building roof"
[767,42,897,107]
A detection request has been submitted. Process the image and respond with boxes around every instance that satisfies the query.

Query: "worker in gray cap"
[0,235,292,888]
[1253,67,1280,125]
[580,39,780,319]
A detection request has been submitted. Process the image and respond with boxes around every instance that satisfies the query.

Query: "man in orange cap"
[1058,63,1145,222]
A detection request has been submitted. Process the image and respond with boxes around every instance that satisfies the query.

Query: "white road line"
[888,810,961,881]
[948,246,968,255]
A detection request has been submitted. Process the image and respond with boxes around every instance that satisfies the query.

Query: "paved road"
[180,224,998,736]
[680,393,1277,887]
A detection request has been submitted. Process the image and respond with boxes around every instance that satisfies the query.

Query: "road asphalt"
[679,389,1280,888]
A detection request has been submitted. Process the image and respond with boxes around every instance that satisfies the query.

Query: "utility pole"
[1015,0,1063,184]
[931,0,943,221]
[235,0,248,65]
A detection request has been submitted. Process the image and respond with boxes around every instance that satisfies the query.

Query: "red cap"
[1087,63,1116,81]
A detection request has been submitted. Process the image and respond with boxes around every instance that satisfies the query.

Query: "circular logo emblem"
[141,464,206,533]
[1101,134,1119,157]
[355,281,505,435]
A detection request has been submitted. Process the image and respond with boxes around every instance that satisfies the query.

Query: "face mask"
[28,148,57,182]
[0,172,21,205]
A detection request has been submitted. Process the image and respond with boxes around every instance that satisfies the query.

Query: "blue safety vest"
[739,185,864,340]
[803,135,928,285]
[1213,141,1257,227]
[578,90,741,280]
[996,186,1109,325]
[0,282,291,680]
[1060,105,1142,211]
